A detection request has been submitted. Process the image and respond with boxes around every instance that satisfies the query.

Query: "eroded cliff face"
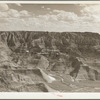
[0,31,100,92]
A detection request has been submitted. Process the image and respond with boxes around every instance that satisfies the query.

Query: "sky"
[0,3,100,33]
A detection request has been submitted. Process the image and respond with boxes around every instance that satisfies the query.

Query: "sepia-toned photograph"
[0,2,100,96]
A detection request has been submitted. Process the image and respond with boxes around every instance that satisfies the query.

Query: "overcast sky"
[0,3,100,33]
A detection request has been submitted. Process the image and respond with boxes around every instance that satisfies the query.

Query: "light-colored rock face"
[37,55,49,69]
[0,42,11,61]
[76,66,89,81]
[0,31,100,92]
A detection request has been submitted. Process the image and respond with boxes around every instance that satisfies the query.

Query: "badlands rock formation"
[0,31,100,92]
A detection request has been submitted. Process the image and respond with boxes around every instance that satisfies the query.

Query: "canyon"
[0,31,100,92]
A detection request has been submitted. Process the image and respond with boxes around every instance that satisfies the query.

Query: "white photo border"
[0,1,100,99]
